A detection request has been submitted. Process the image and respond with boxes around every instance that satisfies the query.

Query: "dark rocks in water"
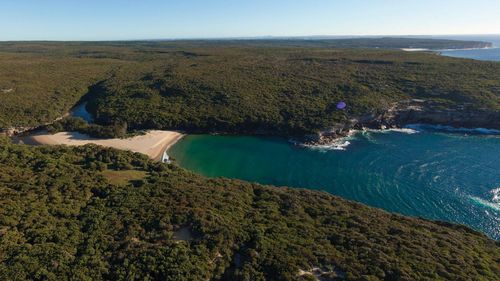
[300,99,499,146]
[303,127,352,146]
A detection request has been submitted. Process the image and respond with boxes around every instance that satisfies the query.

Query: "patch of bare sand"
[21,130,184,161]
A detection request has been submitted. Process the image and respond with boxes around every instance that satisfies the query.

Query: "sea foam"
[491,188,500,203]
[404,124,500,135]
[298,130,357,151]
[363,127,419,134]
[305,140,352,151]
[468,188,500,212]
[300,123,497,152]
[469,196,500,212]
[301,127,419,151]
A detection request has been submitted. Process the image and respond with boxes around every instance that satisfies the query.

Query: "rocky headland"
[304,99,500,145]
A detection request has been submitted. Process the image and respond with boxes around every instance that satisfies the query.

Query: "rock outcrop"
[305,99,499,145]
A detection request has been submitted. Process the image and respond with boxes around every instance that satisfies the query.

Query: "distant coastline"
[402,45,496,52]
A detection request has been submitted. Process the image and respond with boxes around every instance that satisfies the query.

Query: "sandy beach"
[19,130,184,161]
[401,48,429,52]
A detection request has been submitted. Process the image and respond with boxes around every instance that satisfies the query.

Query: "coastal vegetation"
[0,138,498,280]
[89,47,500,135]
[1,39,499,136]
[1,39,499,280]
[46,116,128,138]
[0,52,120,129]
[212,37,493,49]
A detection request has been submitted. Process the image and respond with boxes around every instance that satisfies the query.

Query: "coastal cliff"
[430,40,493,50]
[305,99,500,145]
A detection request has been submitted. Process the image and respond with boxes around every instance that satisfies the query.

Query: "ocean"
[438,35,500,61]
[169,37,500,240]
[170,128,500,239]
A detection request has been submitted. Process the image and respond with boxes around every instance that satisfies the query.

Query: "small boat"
[161,150,171,164]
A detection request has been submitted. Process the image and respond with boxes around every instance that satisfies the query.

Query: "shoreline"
[299,123,500,150]
[401,46,495,52]
[152,133,186,162]
[17,130,185,162]
[436,46,497,52]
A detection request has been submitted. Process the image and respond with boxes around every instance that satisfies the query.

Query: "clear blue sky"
[1,0,499,40]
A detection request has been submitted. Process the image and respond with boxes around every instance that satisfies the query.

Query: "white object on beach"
[162,150,171,164]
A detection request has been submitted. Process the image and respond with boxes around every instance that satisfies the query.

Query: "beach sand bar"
[20,130,184,161]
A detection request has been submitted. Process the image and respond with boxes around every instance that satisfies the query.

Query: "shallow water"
[70,102,93,123]
[88,36,500,238]
[170,129,500,239]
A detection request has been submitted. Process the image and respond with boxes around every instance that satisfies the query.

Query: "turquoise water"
[170,128,500,239]
[170,35,500,239]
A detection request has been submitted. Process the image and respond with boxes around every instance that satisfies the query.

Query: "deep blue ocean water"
[170,37,500,239]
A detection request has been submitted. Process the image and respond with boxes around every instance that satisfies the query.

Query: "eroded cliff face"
[368,99,499,129]
[306,99,499,145]
[449,41,493,49]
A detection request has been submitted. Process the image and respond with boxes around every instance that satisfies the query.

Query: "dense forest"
[0,37,491,52]
[1,39,499,136]
[0,39,499,280]
[88,47,500,135]
[0,51,119,128]
[0,138,498,281]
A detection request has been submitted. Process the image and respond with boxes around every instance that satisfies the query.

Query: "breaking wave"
[305,140,352,151]
[363,127,419,134]
[296,131,357,151]
[301,127,419,151]
[491,188,500,203]
[299,123,497,152]
[405,124,500,135]
[469,188,500,212]
[469,197,500,212]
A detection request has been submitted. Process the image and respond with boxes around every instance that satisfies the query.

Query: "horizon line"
[1,33,499,43]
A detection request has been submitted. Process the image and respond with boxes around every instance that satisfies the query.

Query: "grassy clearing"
[100,169,148,185]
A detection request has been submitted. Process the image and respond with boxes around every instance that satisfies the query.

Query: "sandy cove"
[19,130,184,161]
